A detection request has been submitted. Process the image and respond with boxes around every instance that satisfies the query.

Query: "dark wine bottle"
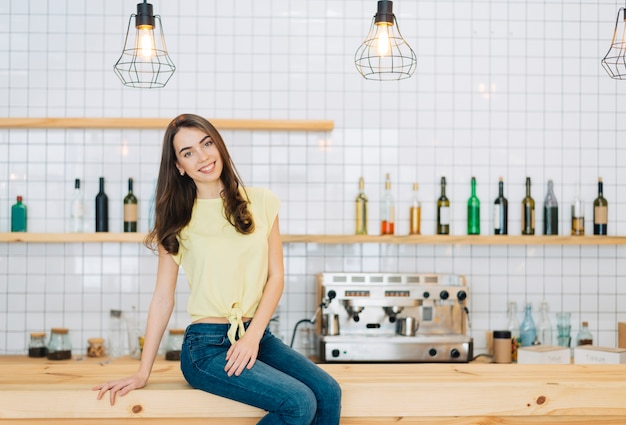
[124,178,138,232]
[521,177,535,235]
[95,177,109,232]
[437,176,450,235]
[493,177,508,235]
[543,179,558,235]
[467,177,480,235]
[593,177,608,235]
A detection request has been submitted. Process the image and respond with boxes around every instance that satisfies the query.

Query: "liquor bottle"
[95,177,109,232]
[437,176,450,235]
[355,177,368,235]
[521,177,535,235]
[543,179,558,235]
[409,182,421,235]
[507,302,521,361]
[493,177,508,235]
[571,182,584,236]
[70,178,84,233]
[537,300,553,346]
[123,177,138,232]
[576,321,593,346]
[593,177,608,235]
[11,196,27,232]
[467,177,480,235]
[520,302,537,347]
[380,173,395,235]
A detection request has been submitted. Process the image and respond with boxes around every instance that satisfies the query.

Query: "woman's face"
[173,126,224,197]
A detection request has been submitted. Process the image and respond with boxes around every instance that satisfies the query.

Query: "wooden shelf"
[1,233,625,245]
[0,117,334,132]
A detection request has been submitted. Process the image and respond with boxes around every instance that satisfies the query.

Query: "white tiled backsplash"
[0,0,625,357]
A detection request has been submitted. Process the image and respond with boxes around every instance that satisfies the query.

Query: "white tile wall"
[0,0,625,357]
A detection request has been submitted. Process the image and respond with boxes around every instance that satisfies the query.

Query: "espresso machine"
[317,272,473,362]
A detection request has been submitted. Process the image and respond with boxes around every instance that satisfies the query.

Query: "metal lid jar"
[47,328,72,360]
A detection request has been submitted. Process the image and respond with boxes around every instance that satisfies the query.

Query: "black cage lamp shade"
[602,6,626,79]
[114,0,176,88]
[354,0,417,81]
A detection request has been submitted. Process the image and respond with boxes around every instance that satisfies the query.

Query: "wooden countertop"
[1,355,626,424]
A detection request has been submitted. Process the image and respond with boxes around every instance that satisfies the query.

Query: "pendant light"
[602,5,626,79]
[114,0,176,88]
[354,0,417,81]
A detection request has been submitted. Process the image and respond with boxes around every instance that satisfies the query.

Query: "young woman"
[93,114,341,424]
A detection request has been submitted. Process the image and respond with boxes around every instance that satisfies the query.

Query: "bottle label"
[493,204,501,230]
[439,206,450,225]
[594,206,607,224]
[124,204,138,221]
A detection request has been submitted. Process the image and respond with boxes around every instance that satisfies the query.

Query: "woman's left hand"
[224,332,260,377]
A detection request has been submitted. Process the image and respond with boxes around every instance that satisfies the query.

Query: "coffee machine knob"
[423,291,430,299]
[439,290,449,300]
[353,314,360,322]
[450,348,461,359]
[331,349,340,358]
[428,348,437,357]
[457,290,467,301]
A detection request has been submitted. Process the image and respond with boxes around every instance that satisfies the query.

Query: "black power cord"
[289,290,336,348]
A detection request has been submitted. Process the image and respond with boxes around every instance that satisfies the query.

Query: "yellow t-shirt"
[172,187,280,343]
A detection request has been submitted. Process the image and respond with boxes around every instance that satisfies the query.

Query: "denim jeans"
[180,322,342,425]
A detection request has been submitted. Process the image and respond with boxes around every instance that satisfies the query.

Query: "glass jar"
[28,332,47,358]
[165,329,185,361]
[87,338,106,358]
[47,328,72,360]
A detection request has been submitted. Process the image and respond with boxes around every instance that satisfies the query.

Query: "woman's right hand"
[92,374,148,405]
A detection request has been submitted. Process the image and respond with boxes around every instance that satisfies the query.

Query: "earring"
[179,170,184,176]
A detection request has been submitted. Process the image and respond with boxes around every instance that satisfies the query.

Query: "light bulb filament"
[138,25,155,59]
[376,24,392,56]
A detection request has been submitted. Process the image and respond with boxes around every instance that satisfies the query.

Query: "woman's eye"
[203,140,212,148]
[184,151,192,158]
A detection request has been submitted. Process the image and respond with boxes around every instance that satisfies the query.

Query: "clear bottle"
[47,328,72,360]
[437,176,450,235]
[11,196,27,232]
[493,177,508,235]
[571,182,585,236]
[380,173,395,235]
[70,178,84,233]
[467,177,480,235]
[123,177,138,232]
[107,309,125,358]
[409,182,421,235]
[521,177,535,235]
[507,302,521,361]
[576,321,593,346]
[520,302,537,347]
[593,177,608,235]
[355,177,368,235]
[28,332,47,358]
[543,179,558,235]
[537,300,553,346]
[148,178,157,231]
[95,177,109,232]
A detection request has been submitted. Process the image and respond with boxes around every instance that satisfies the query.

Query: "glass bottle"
[28,332,47,358]
[507,302,521,361]
[47,328,72,360]
[520,302,537,347]
[107,309,125,358]
[123,177,138,232]
[409,182,421,235]
[576,321,593,346]
[593,177,608,235]
[11,196,27,232]
[165,329,185,361]
[70,179,84,232]
[148,178,157,231]
[493,177,508,235]
[521,177,535,235]
[437,176,450,235]
[380,173,395,235]
[95,177,109,232]
[467,177,480,235]
[543,179,558,235]
[537,300,553,346]
[355,176,368,235]
[571,181,584,236]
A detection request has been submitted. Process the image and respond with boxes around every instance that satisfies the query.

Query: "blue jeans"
[180,323,342,425]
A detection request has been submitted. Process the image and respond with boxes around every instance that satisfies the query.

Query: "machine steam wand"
[289,290,336,348]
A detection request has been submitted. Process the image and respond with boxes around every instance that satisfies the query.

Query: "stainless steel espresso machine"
[317,272,473,362]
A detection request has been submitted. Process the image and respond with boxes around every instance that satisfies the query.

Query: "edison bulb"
[137,26,156,59]
[376,24,392,56]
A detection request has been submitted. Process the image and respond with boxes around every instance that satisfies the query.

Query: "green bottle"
[11,195,27,232]
[467,177,480,235]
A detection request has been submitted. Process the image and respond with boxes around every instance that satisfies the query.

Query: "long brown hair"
[145,114,254,254]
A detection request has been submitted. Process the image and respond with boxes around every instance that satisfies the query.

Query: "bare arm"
[93,245,179,405]
[224,215,284,376]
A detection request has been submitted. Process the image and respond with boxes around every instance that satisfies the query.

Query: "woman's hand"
[224,332,261,377]
[92,374,148,405]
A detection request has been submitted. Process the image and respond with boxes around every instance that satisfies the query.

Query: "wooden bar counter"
[1,355,626,424]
